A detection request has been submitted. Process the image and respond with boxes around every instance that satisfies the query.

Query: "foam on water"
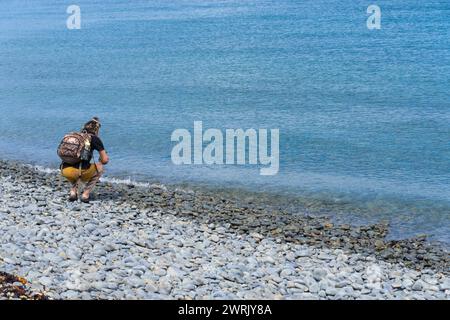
[31,163,168,190]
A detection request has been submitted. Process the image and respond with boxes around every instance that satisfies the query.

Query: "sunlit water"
[0,1,449,245]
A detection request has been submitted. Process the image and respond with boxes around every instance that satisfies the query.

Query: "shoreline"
[0,159,448,299]
[6,154,450,246]
[0,157,450,245]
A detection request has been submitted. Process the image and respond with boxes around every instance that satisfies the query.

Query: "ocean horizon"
[1,0,449,245]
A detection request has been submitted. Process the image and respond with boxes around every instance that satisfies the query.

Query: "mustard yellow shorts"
[61,164,98,184]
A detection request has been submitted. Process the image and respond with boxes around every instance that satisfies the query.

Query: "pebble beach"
[0,160,448,300]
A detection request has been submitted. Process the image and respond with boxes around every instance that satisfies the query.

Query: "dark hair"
[82,116,101,135]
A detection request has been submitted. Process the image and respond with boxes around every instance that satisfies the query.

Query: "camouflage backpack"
[57,132,92,165]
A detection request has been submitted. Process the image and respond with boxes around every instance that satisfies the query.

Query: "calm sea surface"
[0,1,449,244]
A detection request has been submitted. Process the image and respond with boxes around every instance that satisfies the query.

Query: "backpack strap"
[79,131,92,176]
[87,133,93,165]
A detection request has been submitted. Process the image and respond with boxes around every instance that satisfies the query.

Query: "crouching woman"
[60,117,109,203]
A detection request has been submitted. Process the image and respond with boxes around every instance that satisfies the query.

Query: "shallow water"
[0,1,449,244]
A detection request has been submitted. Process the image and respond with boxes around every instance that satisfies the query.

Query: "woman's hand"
[99,150,109,164]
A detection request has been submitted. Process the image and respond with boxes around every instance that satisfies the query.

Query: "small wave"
[31,165,59,174]
[101,176,168,191]
[31,163,168,191]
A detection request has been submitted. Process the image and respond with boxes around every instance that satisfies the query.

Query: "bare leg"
[69,179,79,201]
[81,165,102,201]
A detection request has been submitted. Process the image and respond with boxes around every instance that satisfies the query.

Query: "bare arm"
[99,150,109,165]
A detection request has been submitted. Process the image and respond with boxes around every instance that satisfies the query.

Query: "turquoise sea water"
[0,1,449,244]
